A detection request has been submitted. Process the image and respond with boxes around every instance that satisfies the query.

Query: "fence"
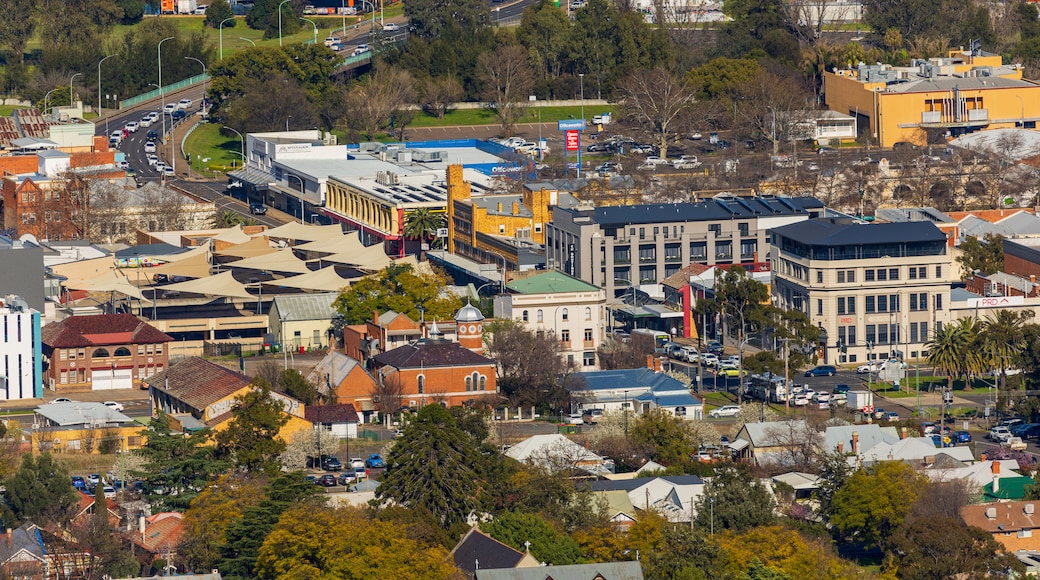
[120,74,210,109]
[203,341,244,358]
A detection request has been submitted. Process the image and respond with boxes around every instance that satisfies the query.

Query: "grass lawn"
[408,104,619,128]
[0,106,28,117]
[183,122,245,177]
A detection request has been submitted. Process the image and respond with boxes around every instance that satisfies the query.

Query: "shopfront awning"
[228,167,275,188]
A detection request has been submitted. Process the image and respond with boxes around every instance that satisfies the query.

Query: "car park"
[144,141,156,153]
[124,121,139,133]
[365,454,385,468]
[103,401,124,412]
[804,365,836,377]
[708,405,740,418]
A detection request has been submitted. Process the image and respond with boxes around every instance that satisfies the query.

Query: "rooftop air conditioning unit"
[986,507,998,519]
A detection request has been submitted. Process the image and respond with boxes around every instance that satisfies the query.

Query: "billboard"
[558,119,587,131]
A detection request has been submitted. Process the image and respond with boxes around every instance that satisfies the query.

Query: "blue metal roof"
[579,368,687,392]
[771,218,947,246]
[564,196,824,227]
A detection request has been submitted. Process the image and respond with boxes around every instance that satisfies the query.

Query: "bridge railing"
[120,74,210,109]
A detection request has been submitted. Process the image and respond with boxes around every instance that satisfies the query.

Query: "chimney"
[497,202,502,212]
[373,310,379,325]
[1027,503,1035,515]
[851,432,859,455]
[646,354,654,370]
[139,515,146,537]
[837,442,844,454]
[512,201,520,216]
[993,460,1001,493]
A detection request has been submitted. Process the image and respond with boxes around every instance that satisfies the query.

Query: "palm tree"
[979,310,1034,392]
[402,208,446,259]
[213,209,244,228]
[927,323,970,392]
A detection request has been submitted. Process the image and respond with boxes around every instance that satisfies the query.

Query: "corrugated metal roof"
[35,402,135,426]
[772,218,947,246]
[506,271,600,294]
[271,292,339,322]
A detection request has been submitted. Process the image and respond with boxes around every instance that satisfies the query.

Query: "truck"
[177,0,198,13]
[1002,437,1027,451]
[847,390,874,415]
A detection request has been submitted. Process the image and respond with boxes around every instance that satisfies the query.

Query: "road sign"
[565,130,579,151]
[558,119,586,131]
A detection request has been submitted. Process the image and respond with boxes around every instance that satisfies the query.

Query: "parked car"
[102,485,116,499]
[811,392,830,403]
[706,341,724,355]
[804,365,837,377]
[930,434,954,448]
[834,384,850,394]
[88,473,101,485]
[250,203,267,215]
[317,474,337,487]
[582,408,604,424]
[53,398,73,403]
[337,472,357,486]
[856,363,879,374]
[71,476,86,490]
[989,426,1013,442]
[1002,436,1028,451]
[349,457,364,469]
[882,411,900,421]
[365,454,385,468]
[565,413,584,425]
[791,395,809,407]
[831,393,847,406]
[921,422,938,435]
[321,456,342,471]
[103,401,124,412]
[953,430,973,444]
[716,365,745,378]
[708,405,740,418]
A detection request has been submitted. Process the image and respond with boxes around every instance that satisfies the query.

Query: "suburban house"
[40,314,173,393]
[0,523,49,579]
[961,500,1040,553]
[504,434,610,475]
[590,475,704,523]
[475,561,644,580]
[269,292,340,352]
[304,404,359,439]
[30,401,141,454]
[145,357,311,439]
[492,270,607,370]
[367,304,497,408]
[573,366,703,420]
[128,512,185,567]
[449,527,540,579]
[733,420,816,466]
[306,350,379,414]
[822,424,901,457]
[342,309,461,364]
[855,436,974,466]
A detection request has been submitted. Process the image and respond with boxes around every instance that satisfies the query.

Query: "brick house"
[40,314,173,393]
[367,304,498,408]
[343,310,460,365]
[961,500,1040,552]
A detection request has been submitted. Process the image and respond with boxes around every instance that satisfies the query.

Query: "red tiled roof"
[41,314,172,349]
[144,357,251,412]
[304,404,359,424]
[131,512,184,554]
[371,340,495,370]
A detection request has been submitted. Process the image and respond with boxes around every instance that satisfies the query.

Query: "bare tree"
[88,181,130,244]
[735,70,814,159]
[477,45,535,135]
[371,371,405,420]
[344,64,416,140]
[616,68,695,160]
[417,75,463,119]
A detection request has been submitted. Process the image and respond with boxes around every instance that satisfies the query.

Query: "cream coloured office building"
[770,218,955,366]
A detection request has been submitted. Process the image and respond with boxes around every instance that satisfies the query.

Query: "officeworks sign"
[558,119,587,131]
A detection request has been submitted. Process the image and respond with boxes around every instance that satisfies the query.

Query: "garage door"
[91,369,133,391]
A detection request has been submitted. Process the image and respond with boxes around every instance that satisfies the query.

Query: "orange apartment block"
[367,303,498,408]
[961,500,1040,552]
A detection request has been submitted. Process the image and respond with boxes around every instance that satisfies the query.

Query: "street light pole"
[224,125,245,167]
[158,36,174,152]
[43,88,58,120]
[185,56,207,112]
[578,73,584,179]
[69,72,82,110]
[278,0,292,46]
[97,54,118,120]
[239,37,256,46]
[301,17,318,45]
[219,17,235,60]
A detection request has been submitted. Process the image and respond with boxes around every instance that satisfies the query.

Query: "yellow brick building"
[824,48,1040,147]
[446,164,581,272]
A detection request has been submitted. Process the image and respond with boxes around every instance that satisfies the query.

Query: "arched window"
[585,307,592,320]
[471,373,479,391]
[522,310,529,322]
[92,348,110,358]
[561,308,569,321]
[536,309,544,323]
[465,376,472,391]
[479,376,487,391]
[113,347,131,357]
[417,375,425,395]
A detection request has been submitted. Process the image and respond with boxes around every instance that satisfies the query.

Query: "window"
[664,243,681,261]
[583,352,596,366]
[639,227,645,240]
[877,324,888,344]
[866,325,876,344]
[889,268,899,280]
[536,310,543,323]
[909,268,917,280]
[708,224,721,236]
[910,324,918,343]
[561,308,569,321]
[889,294,899,312]
[78,349,85,359]
[638,245,656,263]
[522,310,529,322]
[138,345,145,355]
[639,266,656,283]
[919,321,928,341]
[919,267,927,279]
[690,243,707,260]
[584,307,592,320]
[479,376,486,390]
[847,325,856,345]
[865,296,876,313]
[715,241,732,260]
[584,328,593,342]
[865,270,875,282]
[60,350,68,361]
[890,325,899,343]
[817,299,823,316]
[561,330,571,343]
[738,222,750,237]
[417,375,425,394]
[877,295,887,312]
[817,271,823,283]
[838,298,846,315]
[877,269,887,281]
[60,371,67,384]
[935,294,943,310]
[848,270,856,283]
[838,271,845,283]
[156,344,163,355]
[465,376,472,391]
[613,248,631,264]
[847,296,856,314]
[910,294,919,311]
[936,265,942,278]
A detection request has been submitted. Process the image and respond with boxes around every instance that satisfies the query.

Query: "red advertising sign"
[565,130,579,151]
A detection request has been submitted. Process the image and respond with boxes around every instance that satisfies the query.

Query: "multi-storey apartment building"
[770,218,955,365]
[0,295,42,401]
[546,196,825,297]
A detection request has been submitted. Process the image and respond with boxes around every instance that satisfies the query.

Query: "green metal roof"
[506,271,600,294]
[983,475,1034,500]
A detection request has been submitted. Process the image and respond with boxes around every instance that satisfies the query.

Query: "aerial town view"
[2,0,1040,576]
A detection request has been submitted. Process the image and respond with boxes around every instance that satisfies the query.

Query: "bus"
[748,373,788,403]
[630,328,670,351]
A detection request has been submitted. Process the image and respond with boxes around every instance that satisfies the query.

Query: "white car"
[162,166,175,176]
[177,98,193,110]
[148,111,161,122]
[680,347,699,363]
[672,155,699,168]
[349,457,365,469]
[155,161,167,172]
[163,103,176,114]
[811,392,830,403]
[115,160,129,169]
[103,401,124,412]
[109,131,122,143]
[124,121,139,133]
[989,426,1012,442]
[140,117,153,127]
[565,413,584,425]
[791,395,809,406]
[856,363,879,374]
[144,141,156,153]
[700,353,719,367]
[708,405,740,418]
[323,36,337,47]
[147,154,159,167]
[642,156,669,166]
[383,23,399,31]
[353,44,371,56]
